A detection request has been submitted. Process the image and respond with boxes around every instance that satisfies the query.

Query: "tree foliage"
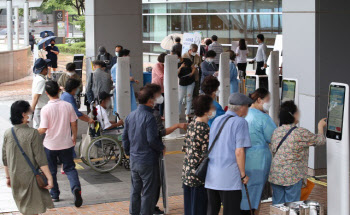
[38,0,85,16]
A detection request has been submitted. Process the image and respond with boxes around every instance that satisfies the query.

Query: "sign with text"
[181,32,201,56]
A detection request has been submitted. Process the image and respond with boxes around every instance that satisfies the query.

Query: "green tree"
[38,0,85,16]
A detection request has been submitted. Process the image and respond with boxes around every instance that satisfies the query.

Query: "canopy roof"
[0,0,44,9]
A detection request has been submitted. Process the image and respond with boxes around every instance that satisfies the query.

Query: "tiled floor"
[1,181,327,215]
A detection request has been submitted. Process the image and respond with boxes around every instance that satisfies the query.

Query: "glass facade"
[142,0,282,63]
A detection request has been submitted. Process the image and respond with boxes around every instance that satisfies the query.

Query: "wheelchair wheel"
[123,158,130,170]
[78,141,89,166]
[86,136,123,173]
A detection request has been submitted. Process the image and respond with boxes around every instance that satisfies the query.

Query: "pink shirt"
[151,62,165,93]
[40,99,78,150]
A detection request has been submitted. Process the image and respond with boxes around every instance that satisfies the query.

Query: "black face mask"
[51,43,55,46]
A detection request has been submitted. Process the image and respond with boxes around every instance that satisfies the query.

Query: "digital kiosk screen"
[245,76,256,96]
[281,80,296,103]
[327,85,346,140]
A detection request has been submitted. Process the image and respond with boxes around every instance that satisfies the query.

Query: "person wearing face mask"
[2,100,54,215]
[97,46,113,71]
[151,53,167,117]
[205,93,252,215]
[269,101,326,204]
[201,76,225,127]
[122,86,165,215]
[146,84,187,214]
[57,63,83,96]
[96,91,124,130]
[182,95,215,215]
[43,39,59,77]
[226,50,239,94]
[200,50,218,86]
[182,44,202,99]
[240,88,277,215]
[111,45,123,66]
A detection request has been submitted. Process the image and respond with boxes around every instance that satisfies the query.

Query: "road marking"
[308,177,327,187]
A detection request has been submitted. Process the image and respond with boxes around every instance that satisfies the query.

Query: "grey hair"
[228,104,242,112]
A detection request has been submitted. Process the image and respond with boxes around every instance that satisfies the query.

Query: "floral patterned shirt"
[268,124,326,186]
[182,121,209,187]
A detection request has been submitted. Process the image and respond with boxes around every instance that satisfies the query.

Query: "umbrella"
[160,33,183,50]
[37,36,56,50]
[40,30,54,38]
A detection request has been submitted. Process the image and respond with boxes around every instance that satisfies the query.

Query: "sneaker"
[73,188,83,207]
[154,206,164,214]
[52,197,60,202]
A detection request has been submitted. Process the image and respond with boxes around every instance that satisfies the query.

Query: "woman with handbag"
[2,100,54,215]
[241,88,277,215]
[182,95,215,215]
[268,101,327,204]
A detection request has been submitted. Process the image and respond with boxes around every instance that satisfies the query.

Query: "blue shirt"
[208,100,225,127]
[60,92,83,117]
[205,111,252,191]
[122,105,164,165]
[229,61,239,94]
[45,45,59,61]
[200,61,217,83]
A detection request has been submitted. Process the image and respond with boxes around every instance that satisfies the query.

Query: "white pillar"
[268,51,280,125]
[14,7,19,44]
[6,0,13,51]
[164,55,180,138]
[218,52,230,108]
[23,1,29,46]
[116,57,131,120]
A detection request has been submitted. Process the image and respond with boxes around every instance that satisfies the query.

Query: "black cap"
[33,58,51,74]
[98,91,112,101]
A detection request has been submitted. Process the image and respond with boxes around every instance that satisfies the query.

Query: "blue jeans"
[130,161,157,215]
[183,184,207,215]
[45,147,81,199]
[179,83,195,115]
[271,180,302,204]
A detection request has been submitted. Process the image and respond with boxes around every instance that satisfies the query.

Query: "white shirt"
[96,105,112,130]
[254,43,267,63]
[235,47,249,64]
[32,74,49,109]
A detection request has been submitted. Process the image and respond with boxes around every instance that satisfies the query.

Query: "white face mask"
[263,102,271,112]
[208,110,216,120]
[191,52,196,56]
[27,114,32,122]
[67,72,75,77]
[207,58,214,63]
[177,59,181,63]
[115,52,119,57]
[155,95,164,104]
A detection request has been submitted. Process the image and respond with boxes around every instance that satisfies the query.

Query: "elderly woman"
[2,100,54,215]
[226,50,239,94]
[241,88,277,215]
[152,53,167,116]
[268,101,327,204]
[182,95,215,215]
[201,76,225,127]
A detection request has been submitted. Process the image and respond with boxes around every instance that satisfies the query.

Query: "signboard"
[57,21,65,37]
[281,79,296,103]
[54,10,66,44]
[181,32,201,55]
[327,84,346,140]
[245,76,256,96]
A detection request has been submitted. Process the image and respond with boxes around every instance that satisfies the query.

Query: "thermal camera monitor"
[245,76,256,96]
[281,80,296,103]
[327,85,346,140]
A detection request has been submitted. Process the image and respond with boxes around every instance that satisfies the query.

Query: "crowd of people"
[1,34,327,215]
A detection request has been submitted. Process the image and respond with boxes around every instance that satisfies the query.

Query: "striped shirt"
[209,41,224,64]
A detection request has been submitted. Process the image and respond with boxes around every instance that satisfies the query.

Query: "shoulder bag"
[195,116,234,181]
[11,128,48,189]
[273,126,297,156]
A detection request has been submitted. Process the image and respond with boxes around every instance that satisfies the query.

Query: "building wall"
[142,0,282,65]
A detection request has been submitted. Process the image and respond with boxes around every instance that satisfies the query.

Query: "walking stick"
[244,184,254,215]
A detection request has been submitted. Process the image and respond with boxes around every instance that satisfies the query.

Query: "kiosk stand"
[326,82,349,215]
[245,75,269,96]
[281,78,298,105]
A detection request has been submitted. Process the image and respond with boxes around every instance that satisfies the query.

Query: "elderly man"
[205,93,252,215]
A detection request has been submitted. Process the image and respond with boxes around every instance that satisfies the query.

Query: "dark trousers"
[237,63,247,78]
[256,61,266,75]
[44,147,81,199]
[183,184,207,215]
[130,161,157,215]
[207,189,242,215]
[154,159,161,208]
[156,93,165,116]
